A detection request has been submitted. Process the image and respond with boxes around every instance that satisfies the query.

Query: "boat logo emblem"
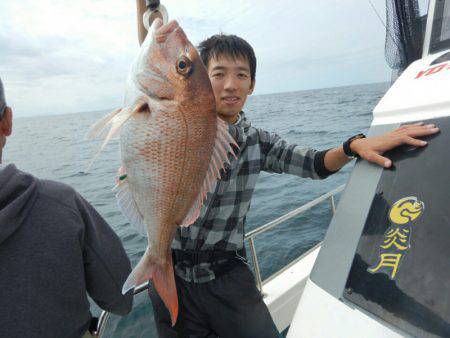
[388,196,424,225]
[367,196,424,280]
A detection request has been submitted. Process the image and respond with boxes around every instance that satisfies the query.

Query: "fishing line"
[368,0,402,52]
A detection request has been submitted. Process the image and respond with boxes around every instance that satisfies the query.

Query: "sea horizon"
[12,80,390,120]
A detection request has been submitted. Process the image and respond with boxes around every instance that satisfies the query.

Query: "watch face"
[352,134,366,141]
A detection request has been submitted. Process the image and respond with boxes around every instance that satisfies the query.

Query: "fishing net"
[385,0,428,80]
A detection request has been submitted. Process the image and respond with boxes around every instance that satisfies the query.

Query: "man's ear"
[248,80,255,95]
[1,107,12,136]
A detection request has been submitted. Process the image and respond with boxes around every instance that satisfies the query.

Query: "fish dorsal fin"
[179,117,238,227]
[115,176,147,236]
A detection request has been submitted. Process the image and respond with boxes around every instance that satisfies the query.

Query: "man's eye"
[238,73,248,78]
[212,73,224,78]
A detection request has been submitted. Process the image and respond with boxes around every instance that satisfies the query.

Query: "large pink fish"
[88,19,237,325]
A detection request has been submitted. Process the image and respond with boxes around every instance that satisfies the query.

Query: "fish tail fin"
[122,250,179,326]
[152,260,178,326]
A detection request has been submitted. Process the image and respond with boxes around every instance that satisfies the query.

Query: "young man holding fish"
[0,78,133,337]
[134,2,440,337]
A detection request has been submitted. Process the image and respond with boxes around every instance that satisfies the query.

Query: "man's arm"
[259,122,440,178]
[76,194,133,315]
[323,122,440,171]
[259,129,333,179]
[136,0,148,45]
[136,1,166,46]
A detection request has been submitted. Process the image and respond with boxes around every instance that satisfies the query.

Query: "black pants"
[149,263,281,338]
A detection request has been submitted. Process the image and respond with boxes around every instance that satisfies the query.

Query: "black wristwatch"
[343,133,366,158]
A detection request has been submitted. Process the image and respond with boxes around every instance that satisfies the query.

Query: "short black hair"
[198,34,256,82]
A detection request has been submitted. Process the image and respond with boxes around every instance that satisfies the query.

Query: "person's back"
[0,78,133,338]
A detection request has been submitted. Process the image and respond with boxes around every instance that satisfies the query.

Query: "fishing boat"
[95,0,450,336]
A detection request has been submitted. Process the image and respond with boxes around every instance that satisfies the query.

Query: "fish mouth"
[154,20,180,43]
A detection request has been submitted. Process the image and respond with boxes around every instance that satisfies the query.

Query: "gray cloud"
[0,36,40,58]
[0,0,394,117]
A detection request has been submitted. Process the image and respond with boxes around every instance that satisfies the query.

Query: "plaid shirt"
[172,112,333,282]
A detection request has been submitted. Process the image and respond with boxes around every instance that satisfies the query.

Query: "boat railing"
[94,183,346,337]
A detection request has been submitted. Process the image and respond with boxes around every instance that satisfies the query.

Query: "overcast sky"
[0,0,426,117]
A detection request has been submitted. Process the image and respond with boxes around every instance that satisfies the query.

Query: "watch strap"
[343,133,366,158]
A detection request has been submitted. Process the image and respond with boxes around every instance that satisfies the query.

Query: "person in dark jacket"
[0,77,133,338]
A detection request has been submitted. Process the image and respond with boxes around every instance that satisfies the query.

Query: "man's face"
[207,55,255,123]
[0,107,12,144]
[0,107,12,160]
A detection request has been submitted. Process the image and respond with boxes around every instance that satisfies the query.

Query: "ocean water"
[4,82,389,337]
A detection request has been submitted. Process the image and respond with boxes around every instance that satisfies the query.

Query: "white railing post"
[248,237,264,294]
[95,312,110,337]
[330,195,336,215]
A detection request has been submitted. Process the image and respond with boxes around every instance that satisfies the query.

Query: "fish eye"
[176,55,192,76]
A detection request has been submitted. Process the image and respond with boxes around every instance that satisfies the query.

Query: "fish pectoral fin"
[115,178,147,236]
[179,117,239,227]
[98,107,135,149]
[85,107,135,172]
[86,107,122,140]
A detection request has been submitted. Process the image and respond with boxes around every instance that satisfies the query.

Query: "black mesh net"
[385,0,427,80]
